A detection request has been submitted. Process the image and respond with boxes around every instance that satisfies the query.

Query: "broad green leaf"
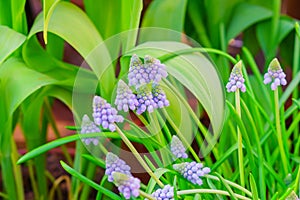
[124,41,225,155]
[227,2,272,41]
[140,0,187,42]
[10,0,27,33]
[0,25,26,64]
[0,1,12,26]
[60,161,122,200]
[28,1,115,97]
[42,0,60,44]
[256,16,295,58]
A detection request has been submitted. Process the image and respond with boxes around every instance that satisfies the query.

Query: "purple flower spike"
[112,172,140,199]
[226,61,246,93]
[263,58,287,90]
[136,87,157,115]
[92,96,124,132]
[170,135,188,159]
[105,152,132,182]
[128,54,149,89]
[80,115,100,145]
[173,161,210,185]
[149,184,174,200]
[144,55,168,84]
[152,85,170,108]
[115,80,139,112]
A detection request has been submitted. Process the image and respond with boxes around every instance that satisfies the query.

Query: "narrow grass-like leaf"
[60,161,122,200]
[214,172,238,200]
[82,154,105,169]
[146,168,171,193]
[249,173,259,200]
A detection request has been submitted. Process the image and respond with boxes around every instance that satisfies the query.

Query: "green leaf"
[60,161,122,200]
[43,0,60,44]
[214,173,238,200]
[249,173,259,200]
[146,168,171,193]
[227,2,272,41]
[140,0,187,42]
[0,25,26,64]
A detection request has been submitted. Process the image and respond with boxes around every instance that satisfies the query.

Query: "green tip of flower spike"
[269,58,282,71]
[231,60,243,76]
[112,172,130,186]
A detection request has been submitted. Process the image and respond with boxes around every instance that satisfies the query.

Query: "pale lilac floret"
[112,172,140,199]
[170,135,188,159]
[80,115,100,145]
[173,161,210,185]
[92,96,124,132]
[152,85,170,108]
[128,54,149,89]
[263,58,287,90]
[136,87,157,114]
[115,80,139,112]
[149,184,174,200]
[226,61,246,93]
[105,152,132,182]
[144,55,168,84]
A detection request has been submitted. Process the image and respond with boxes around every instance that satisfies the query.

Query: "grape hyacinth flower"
[112,172,140,199]
[144,55,168,84]
[152,85,170,108]
[149,184,174,200]
[105,152,132,182]
[115,80,139,112]
[263,58,287,90]
[92,96,124,132]
[173,161,210,185]
[170,135,188,159]
[80,115,100,145]
[226,61,246,93]
[136,87,157,115]
[128,54,149,89]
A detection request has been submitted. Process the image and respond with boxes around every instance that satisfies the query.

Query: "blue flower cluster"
[93,96,124,132]
[80,115,101,145]
[105,152,141,199]
[115,54,169,115]
[173,161,211,185]
[263,58,287,90]
[170,135,188,159]
[105,152,132,182]
[150,184,174,200]
[226,61,246,93]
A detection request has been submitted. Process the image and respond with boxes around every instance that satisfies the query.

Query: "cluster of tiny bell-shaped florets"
[146,185,174,200]
[173,161,211,185]
[170,135,188,159]
[93,96,124,132]
[105,152,132,182]
[263,58,287,90]
[80,115,101,145]
[115,54,169,115]
[226,61,246,93]
[105,152,141,199]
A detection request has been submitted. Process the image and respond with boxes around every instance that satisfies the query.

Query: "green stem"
[162,109,201,163]
[235,89,245,189]
[115,125,164,187]
[205,175,252,197]
[274,88,289,175]
[139,190,155,200]
[177,189,251,200]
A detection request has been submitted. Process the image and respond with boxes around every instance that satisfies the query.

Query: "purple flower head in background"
[105,152,132,182]
[148,184,174,200]
[226,61,246,93]
[92,96,124,132]
[80,115,100,145]
[112,172,140,199]
[170,135,188,159]
[173,161,210,185]
[136,87,157,115]
[115,80,139,112]
[128,54,149,89]
[263,58,287,90]
[144,55,168,84]
[152,84,170,108]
